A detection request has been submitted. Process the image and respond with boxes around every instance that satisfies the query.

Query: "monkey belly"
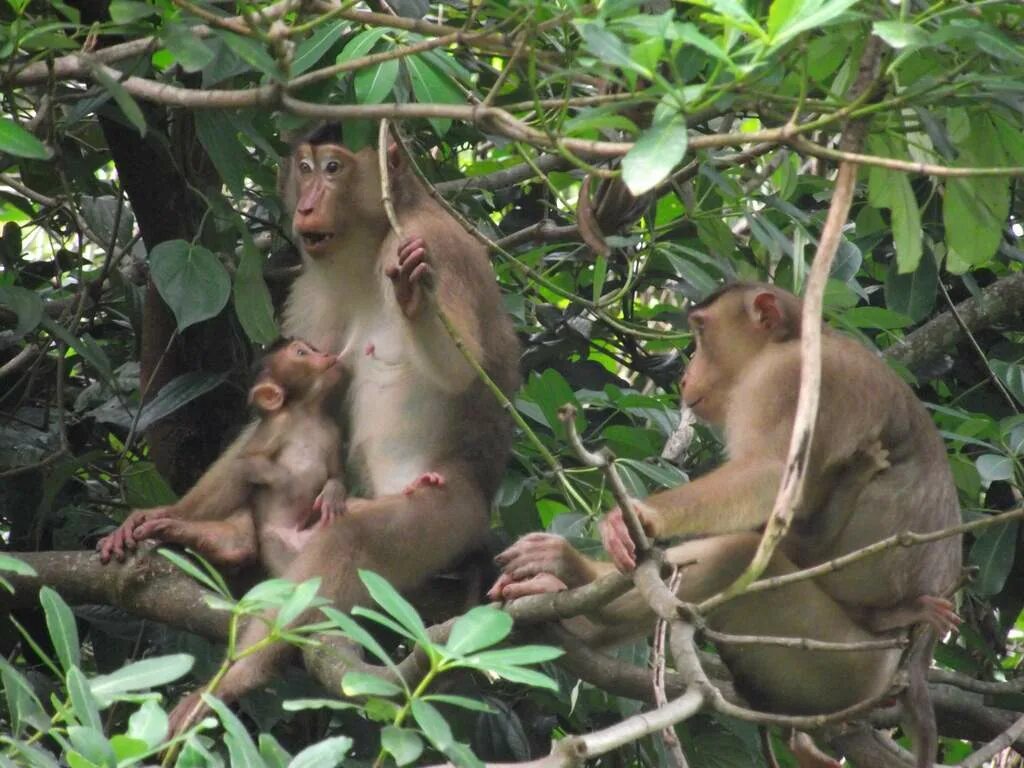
[711,592,901,714]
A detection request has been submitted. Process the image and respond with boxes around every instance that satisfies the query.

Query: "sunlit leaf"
[622,113,687,195]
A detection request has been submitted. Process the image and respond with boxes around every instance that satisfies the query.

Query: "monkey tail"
[901,624,938,768]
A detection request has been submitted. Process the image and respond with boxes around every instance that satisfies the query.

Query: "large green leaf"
[411,700,454,751]
[234,235,278,344]
[0,656,49,736]
[287,737,352,768]
[969,520,1019,596]
[358,570,429,645]
[127,700,168,749]
[0,118,49,159]
[40,587,80,673]
[405,54,463,136]
[136,371,228,432]
[205,694,266,767]
[0,284,43,339]
[88,655,194,706]
[149,240,231,331]
[356,58,399,104]
[381,726,424,767]
[292,20,348,75]
[884,250,937,323]
[217,30,283,81]
[160,21,216,72]
[445,605,512,656]
[340,671,402,697]
[622,112,687,195]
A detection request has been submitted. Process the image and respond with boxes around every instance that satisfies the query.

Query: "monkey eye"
[297,159,313,174]
[323,159,341,174]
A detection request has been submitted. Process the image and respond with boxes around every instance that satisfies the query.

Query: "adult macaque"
[99,338,347,570]
[492,283,960,768]
[100,123,520,731]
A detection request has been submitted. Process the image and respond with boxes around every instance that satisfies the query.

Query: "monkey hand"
[489,533,594,600]
[599,503,657,573]
[313,478,347,527]
[488,572,569,602]
[386,237,434,319]
[97,506,172,563]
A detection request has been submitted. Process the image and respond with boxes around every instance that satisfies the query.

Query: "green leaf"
[574,21,648,76]
[38,318,112,382]
[466,645,563,667]
[770,0,860,49]
[161,21,216,72]
[320,607,398,670]
[622,113,687,195]
[88,654,194,706]
[884,251,936,323]
[127,700,168,748]
[157,547,228,596]
[0,118,49,159]
[422,694,494,712]
[109,735,148,762]
[411,700,453,751]
[108,0,155,23]
[522,368,580,439]
[969,519,1018,596]
[234,236,278,344]
[66,726,116,768]
[473,664,559,691]
[40,586,80,672]
[872,20,929,49]
[136,371,228,433]
[259,733,293,768]
[359,570,429,645]
[336,27,390,63]
[149,240,231,331]
[405,54,463,136]
[0,553,37,577]
[992,362,1024,405]
[87,62,146,135]
[194,110,250,196]
[341,671,402,697]
[4,742,59,768]
[217,30,282,80]
[0,284,43,339]
[355,58,399,104]
[67,667,102,731]
[293,20,348,75]
[944,175,1010,271]
[445,605,512,656]
[867,151,922,274]
[205,694,266,767]
[381,726,424,766]
[276,578,322,628]
[286,736,352,768]
[0,656,49,735]
[975,453,1013,485]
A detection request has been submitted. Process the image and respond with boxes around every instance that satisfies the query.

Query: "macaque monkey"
[98,339,347,568]
[492,283,961,768]
[99,122,520,733]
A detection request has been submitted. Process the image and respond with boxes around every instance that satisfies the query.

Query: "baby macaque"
[98,339,347,569]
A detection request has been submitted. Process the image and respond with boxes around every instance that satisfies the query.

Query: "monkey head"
[249,339,343,413]
[285,124,407,259]
[681,283,801,425]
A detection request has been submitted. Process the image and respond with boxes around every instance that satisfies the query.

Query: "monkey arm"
[642,456,786,538]
[402,292,481,394]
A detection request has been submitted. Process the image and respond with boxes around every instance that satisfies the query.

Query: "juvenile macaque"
[492,283,961,768]
[100,122,520,733]
[98,339,347,568]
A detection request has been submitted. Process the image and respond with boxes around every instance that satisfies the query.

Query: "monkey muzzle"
[301,232,334,248]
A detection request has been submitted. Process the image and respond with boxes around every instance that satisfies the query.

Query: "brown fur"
[492,283,960,767]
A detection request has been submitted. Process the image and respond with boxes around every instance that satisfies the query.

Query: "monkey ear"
[750,290,783,330]
[249,381,285,413]
[387,142,404,172]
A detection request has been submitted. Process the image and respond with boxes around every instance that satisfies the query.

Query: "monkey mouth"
[300,232,335,250]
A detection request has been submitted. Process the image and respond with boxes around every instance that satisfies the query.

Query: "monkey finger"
[398,237,427,262]
[486,573,514,601]
[408,262,433,289]
[500,574,568,600]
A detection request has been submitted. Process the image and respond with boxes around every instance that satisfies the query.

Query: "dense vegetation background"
[1,0,1023,766]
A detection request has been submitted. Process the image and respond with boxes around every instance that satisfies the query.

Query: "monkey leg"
[133,510,258,569]
[169,465,490,730]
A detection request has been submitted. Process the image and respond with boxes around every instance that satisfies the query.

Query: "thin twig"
[653,569,689,768]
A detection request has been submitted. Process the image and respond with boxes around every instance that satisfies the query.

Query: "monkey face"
[290,143,364,258]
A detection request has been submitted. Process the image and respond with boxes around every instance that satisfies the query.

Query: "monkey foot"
[918,595,961,635]
[402,472,446,495]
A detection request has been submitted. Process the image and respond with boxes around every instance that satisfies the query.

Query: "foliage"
[0,0,1023,765]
